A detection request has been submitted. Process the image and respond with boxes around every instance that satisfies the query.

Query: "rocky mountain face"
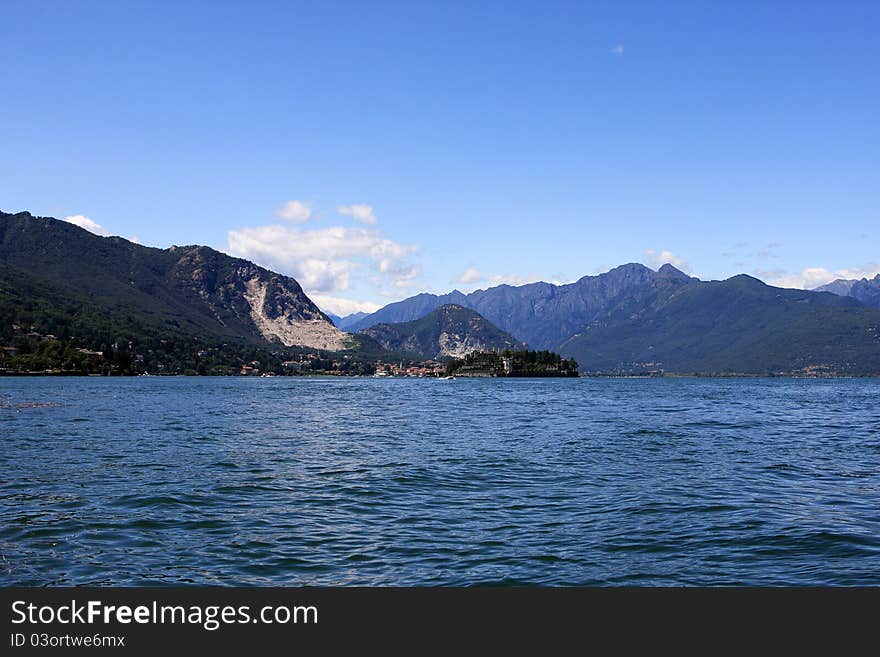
[347,262,698,349]
[0,211,350,351]
[850,276,880,308]
[6,209,880,375]
[815,279,857,296]
[816,275,880,308]
[360,304,523,359]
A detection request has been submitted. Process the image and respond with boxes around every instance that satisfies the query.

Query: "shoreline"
[1,371,877,379]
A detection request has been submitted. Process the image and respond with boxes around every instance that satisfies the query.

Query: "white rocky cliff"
[243,277,351,351]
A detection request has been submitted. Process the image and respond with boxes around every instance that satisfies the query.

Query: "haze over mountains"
[3,210,880,375]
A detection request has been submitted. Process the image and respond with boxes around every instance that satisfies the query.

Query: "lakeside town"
[0,326,579,378]
[244,358,449,378]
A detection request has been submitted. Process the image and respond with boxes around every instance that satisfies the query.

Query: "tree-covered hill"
[560,274,880,375]
[0,211,379,373]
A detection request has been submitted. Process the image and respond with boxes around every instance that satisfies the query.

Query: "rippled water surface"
[2,377,879,585]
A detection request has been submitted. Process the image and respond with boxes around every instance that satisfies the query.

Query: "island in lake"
[446,350,579,378]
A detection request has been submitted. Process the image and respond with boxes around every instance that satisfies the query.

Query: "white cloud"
[276,200,312,223]
[337,204,377,225]
[611,44,625,56]
[760,264,880,290]
[644,249,692,273]
[295,258,354,292]
[65,214,110,237]
[390,265,420,288]
[129,236,141,244]
[311,294,380,317]
[455,267,485,285]
[489,273,542,287]
[227,224,418,294]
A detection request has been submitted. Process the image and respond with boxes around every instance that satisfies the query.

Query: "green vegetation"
[5,210,880,377]
[446,349,579,377]
[0,322,379,376]
[560,275,880,376]
[0,327,379,376]
[0,213,380,375]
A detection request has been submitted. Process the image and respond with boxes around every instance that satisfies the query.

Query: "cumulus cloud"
[227,224,418,294]
[644,249,692,273]
[389,264,420,288]
[294,258,354,292]
[311,294,380,317]
[276,200,312,223]
[455,267,485,285]
[760,264,880,290]
[65,214,110,237]
[337,204,377,225]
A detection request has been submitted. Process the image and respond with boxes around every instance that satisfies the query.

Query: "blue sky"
[2,1,878,315]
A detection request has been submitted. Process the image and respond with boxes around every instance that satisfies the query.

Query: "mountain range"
[344,263,697,350]
[341,264,880,375]
[559,274,880,375]
[3,209,880,375]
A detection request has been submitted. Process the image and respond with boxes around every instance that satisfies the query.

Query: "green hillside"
[560,275,880,375]
[0,211,378,374]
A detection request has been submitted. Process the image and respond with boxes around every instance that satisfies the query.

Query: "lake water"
[1,377,879,586]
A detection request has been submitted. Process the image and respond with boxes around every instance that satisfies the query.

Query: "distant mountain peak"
[815,273,880,308]
[347,261,699,344]
[656,263,692,280]
[360,304,522,359]
[729,273,767,285]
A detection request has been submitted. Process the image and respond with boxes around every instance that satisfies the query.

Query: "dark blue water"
[2,377,879,586]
